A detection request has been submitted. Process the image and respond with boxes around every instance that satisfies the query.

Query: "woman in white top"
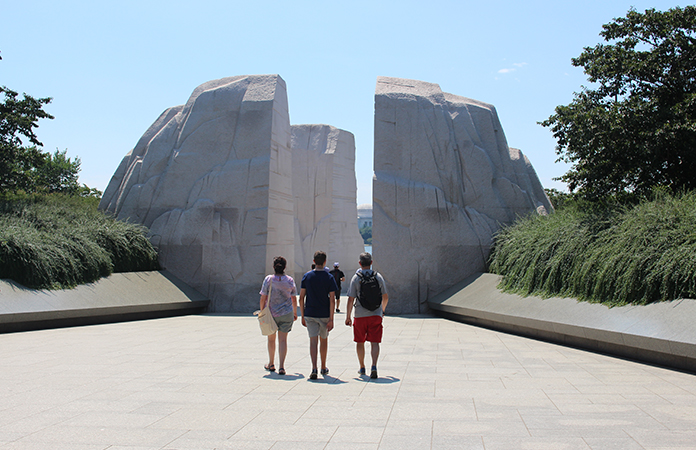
[259,256,298,375]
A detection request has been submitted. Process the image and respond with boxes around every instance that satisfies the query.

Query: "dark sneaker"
[358,367,366,375]
[309,369,318,380]
[370,366,378,379]
[321,367,329,376]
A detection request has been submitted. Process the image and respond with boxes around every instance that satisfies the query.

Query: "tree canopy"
[0,86,55,193]
[541,6,696,200]
[0,83,96,196]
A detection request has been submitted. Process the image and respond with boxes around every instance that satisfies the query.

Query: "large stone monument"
[373,77,552,314]
[100,75,294,312]
[291,125,365,283]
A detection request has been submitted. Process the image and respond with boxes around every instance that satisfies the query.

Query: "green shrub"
[489,191,696,305]
[0,193,159,289]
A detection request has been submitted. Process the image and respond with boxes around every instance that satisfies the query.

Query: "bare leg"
[309,336,319,370]
[267,333,276,366]
[278,331,288,369]
[371,342,380,367]
[319,337,329,371]
[356,342,366,370]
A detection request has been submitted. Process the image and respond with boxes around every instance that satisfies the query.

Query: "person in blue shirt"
[299,251,338,380]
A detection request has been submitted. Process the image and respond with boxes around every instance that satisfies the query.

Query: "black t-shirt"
[329,268,345,290]
[301,270,339,318]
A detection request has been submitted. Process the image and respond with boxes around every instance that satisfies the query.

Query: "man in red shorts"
[345,252,389,379]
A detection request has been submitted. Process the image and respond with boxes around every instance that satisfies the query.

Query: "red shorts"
[353,315,383,343]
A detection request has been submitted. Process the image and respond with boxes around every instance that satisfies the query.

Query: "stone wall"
[291,125,365,284]
[373,77,552,314]
[100,75,293,312]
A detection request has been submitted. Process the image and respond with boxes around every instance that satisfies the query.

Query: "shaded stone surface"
[373,77,552,313]
[0,271,208,333]
[429,272,696,373]
[100,75,293,312]
[291,125,365,282]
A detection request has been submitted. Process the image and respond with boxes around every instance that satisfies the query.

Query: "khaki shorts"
[305,317,330,339]
[273,312,295,333]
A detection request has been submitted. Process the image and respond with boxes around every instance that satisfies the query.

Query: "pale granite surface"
[1,313,695,449]
[0,271,208,332]
[373,76,552,314]
[291,124,365,282]
[429,272,696,372]
[100,75,294,313]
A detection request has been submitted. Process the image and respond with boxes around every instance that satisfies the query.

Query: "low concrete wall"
[429,272,696,373]
[0,270,209,333]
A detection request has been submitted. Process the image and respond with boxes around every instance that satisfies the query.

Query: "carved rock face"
[373,77,552,314]
[100,74,551,314]
[100,75,294,312]
[291,125,365,282]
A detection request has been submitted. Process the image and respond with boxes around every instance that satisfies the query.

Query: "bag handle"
[266,276,274,310]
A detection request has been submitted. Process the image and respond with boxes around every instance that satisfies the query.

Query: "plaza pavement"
[1,313,696,450]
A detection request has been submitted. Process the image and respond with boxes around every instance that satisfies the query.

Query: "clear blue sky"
[1,0,686,205]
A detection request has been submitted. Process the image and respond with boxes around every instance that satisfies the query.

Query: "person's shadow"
[264,372,304,381]
[355,375,400,384]
[307,374,348,384]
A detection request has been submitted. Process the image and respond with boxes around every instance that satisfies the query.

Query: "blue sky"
[1,0,686,205]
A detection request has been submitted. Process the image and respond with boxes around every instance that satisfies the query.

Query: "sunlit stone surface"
[291,124,365,282]
[373,76,552,314]
[100,75,293,312]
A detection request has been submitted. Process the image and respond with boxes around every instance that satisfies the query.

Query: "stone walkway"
[1,313,695,449]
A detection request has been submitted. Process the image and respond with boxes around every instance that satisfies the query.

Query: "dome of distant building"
[357,204,372,228]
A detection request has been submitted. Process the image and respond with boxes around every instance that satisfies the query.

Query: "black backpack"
[357,271,382,311]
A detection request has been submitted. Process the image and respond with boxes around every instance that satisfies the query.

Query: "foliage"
[544,188,573,210]
[488,191,696,306]
[1,82,96,196]
[34,149,82,194]
[359,224,372,245]
[0,86,54,193]
[0,194,159,289]
[541,6,696,201]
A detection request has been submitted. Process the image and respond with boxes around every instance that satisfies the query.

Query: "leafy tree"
[1,81,97,197]
[544,188,573,210]
[35,149,82,194]
[541,7,696,200]
[1,86,54,192]
[359,224,372,245]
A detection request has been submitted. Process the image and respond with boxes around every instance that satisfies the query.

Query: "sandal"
[278,368,286,375]
[321,367,329,376]
[264,364,275,372]
[309,369,318,380]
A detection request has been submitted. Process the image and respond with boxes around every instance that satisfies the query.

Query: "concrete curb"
[428,272,696,373]
[0,270,209,333]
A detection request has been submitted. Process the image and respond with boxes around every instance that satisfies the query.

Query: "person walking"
[299,251,338,380]
[259,256,297,376]
[345,252,388,379]
[329,262,345,313]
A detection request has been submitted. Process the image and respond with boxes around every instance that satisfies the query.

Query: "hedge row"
[488,192,696,306]
[0,194,159,289]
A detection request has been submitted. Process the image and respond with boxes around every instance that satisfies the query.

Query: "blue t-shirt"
[301,269,338,318]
